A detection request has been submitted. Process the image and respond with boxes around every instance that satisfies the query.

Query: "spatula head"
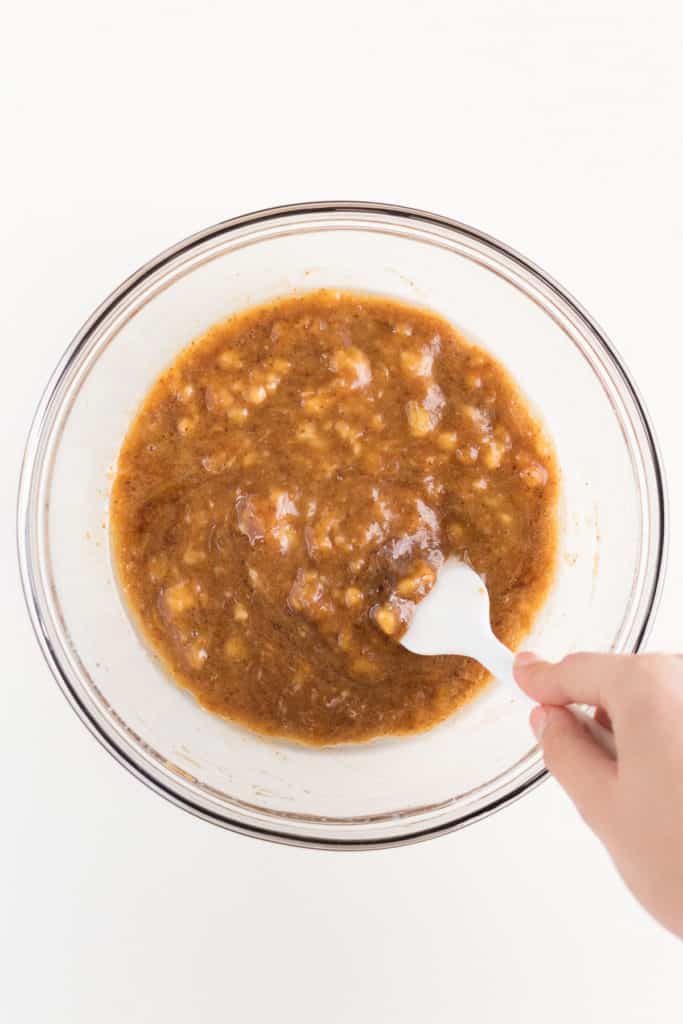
[400,558,491,658]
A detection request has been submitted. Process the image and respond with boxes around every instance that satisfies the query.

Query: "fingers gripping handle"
[483,641,617,760]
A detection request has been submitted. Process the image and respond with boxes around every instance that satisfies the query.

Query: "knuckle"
[559,652,583,672]
[553,652,583,685]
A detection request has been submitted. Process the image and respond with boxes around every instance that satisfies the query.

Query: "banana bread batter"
[111,290,558,744]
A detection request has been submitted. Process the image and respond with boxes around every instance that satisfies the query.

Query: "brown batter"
[111,290,558,745]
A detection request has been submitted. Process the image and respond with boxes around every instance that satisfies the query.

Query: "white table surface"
[3,1,681,1020]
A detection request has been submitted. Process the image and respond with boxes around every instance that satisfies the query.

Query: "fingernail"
[530,706,548,741]
[515,651,540,669]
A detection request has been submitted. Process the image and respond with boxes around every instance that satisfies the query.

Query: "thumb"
[532,705,617,834]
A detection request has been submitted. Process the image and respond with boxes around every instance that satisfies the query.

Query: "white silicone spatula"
[401,558,616,758]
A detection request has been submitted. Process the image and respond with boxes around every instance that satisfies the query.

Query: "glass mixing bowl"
[18,202,667,849]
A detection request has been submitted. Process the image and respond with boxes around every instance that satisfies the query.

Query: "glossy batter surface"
[111,291,558,744]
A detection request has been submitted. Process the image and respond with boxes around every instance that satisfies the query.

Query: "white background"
[3,1,682,1020]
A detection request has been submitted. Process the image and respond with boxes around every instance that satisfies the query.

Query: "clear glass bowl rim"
[17,200,668,850]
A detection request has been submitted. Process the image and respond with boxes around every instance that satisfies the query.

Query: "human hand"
[514,652,683,939]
